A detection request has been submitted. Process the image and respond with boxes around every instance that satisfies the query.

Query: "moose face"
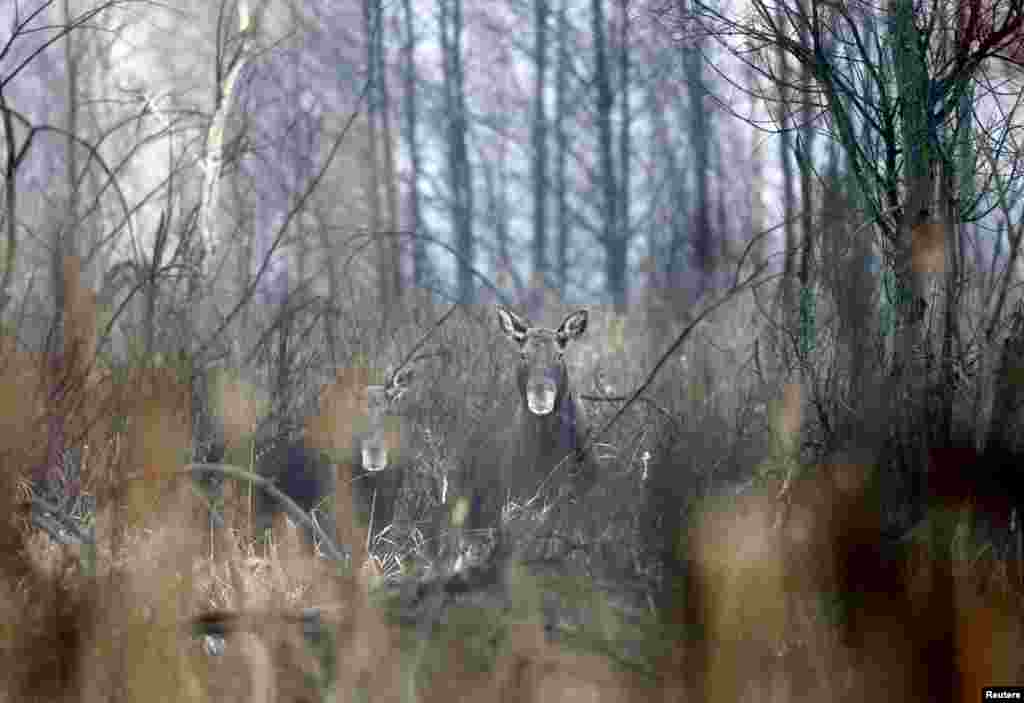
[359,367,413,472]
[497,306,588,418]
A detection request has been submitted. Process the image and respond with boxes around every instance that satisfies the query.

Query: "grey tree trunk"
[798,34,814,293]
[440,0,475,303]
[554,0,570,297]
[37,0,82,535]
[402,0,428,288]
[775,1,795,368]
[54,0,79,363]
[378,1,403,306]
[890,0,932,521]
[986,305,1024,456]
[531,0,550,283]
[491,51,512,274]
[684,0,711,299]
[617,0,631,301]
[364,0,387,318]
[591,0,624,312]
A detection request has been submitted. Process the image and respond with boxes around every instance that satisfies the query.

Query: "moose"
[430,305,593,579]
[254,366,414,562]
[495,305,594,511]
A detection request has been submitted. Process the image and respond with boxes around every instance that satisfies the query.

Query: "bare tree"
[439,0,475,304]
[554,0,571,296]
[674,0,1024,506]
[772,0,797,370]
[679,0,713,300]
[531,0,550,284]
[617,0,632,297]
[592,0,625,312]
[364,0,401,320]
[401,0,429,288]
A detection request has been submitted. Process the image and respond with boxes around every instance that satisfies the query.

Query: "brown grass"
[685,455,1024,702]
[5,382,1023,701]
[3,262,1021,702]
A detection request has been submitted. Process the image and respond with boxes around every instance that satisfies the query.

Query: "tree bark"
[532,0,550,283]
[440,0,475,303]
[402,0,428,288]
[592,0,624,312]
[554,0,571,297]
[378,2,403,305]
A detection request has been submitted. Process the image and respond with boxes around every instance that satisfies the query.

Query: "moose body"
[254,441,339,547]
[254,368,412,559]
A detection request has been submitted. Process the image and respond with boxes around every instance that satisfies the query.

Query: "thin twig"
[391,304,458,382]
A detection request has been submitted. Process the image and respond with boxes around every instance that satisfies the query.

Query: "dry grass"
[685,455,1024,703]
[5,368,1024,701]
[4,266,1023,702]
[0,318,654,703]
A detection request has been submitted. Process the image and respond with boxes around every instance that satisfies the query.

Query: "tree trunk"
[554,0,570,297]
[55,0,79,360]
[441,0,475,303]
[531,0,550,283]
[497,53,512,274]
[592,0,623,312]
[798,34,814,293]
[684,0,712,300]
[891,0,933,524]
[775,1,795,370]
[364,0,387,319]
[617,0,631,301]
[378,2,403,305]
[402,0,428,288]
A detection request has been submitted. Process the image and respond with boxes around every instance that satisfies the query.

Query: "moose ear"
[496,305,529,345]
[556,309,588,345]
[391,365,414,389]
[387,366,414,404]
